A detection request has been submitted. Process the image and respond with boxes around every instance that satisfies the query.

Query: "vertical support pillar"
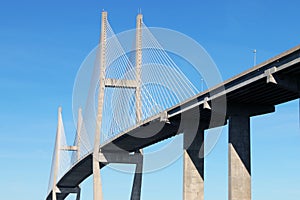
[52,107,63,200]
[183,128,204,200]
[132,16,143,199]
[135,14,143,123]
[228,115,251,200]
[130,150,144,200]
[93,10,107,200]
[130,14,143,200]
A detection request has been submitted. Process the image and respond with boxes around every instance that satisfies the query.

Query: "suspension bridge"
[46,11,300,200]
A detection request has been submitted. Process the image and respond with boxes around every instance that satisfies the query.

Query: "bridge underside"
[47,46,300,200]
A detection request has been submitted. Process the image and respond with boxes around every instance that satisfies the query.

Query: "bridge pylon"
[50,107,82,200]
[92,11,144,200]
[92,10,107,200]
[51,107,62,200]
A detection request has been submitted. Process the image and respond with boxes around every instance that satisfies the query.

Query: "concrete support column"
[93,158,103,200]
[228,115,251,200]
[183,128,204,200]
[130,150,143,200]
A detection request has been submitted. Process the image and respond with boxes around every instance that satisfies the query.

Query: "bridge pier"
[93,157,103,200]
[227,104,275,200]
[57,187,81,200]
[98,150,144,200]
[130,150,143,200]
[183,127,205,200]
[228,115,251,200]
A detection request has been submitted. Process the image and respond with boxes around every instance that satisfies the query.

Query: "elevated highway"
[47,44,300,200]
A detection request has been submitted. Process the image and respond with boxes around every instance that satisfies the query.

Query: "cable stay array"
[48,13,200,193]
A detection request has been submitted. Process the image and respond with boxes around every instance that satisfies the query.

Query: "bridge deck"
[47,45,300,200]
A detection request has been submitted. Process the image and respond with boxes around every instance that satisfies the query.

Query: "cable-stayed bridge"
[46,11,300,200]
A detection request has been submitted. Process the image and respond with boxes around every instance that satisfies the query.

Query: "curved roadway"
[47,45,300,200]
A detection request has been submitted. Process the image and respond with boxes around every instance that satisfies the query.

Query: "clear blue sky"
[0,0,299,199]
